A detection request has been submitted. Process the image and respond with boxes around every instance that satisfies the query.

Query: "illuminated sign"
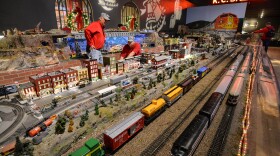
[212,0,248,5]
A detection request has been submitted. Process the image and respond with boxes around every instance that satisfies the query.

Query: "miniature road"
[0,102,26,144]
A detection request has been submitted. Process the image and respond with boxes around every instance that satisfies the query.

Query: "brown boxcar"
[103,112,144,151]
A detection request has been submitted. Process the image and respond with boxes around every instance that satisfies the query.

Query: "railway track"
[140,46,245,156]
[207,106,236,156]
[0,103,25,144]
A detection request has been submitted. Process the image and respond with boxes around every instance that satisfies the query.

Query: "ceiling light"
[260,9,264,18]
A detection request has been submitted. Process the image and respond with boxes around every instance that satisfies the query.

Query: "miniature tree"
[100,100,105,106]
[95,104,99,115]
[130,92,134,99]
[193,69,197,76]
[162,71,166,81]
[69,119,74,126]
[125,92,130,101]
[64,110,71,118]
[55,116,66,134]
[191,60,195,66]
[84,110,89,121]
[110,97,113,104]
[142,82,146,89]
[132,77,139,84]
[14,136,24,155]
[153,81,156,87]
[23,140,34,156]
[148,79,153,89]
[157,73,162,83]
[179,66,183,73]
[52,98,58,108]
[79,117,85,127]
[72,95,76,99]
[68,125,73,132]
[175,72,179,80]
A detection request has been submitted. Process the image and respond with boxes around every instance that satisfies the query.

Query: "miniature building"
[169,49,180,59]
[82,59,99,82]
[18,82,36,100]
[29,74,52,97]
[98,65,111,80]
[103,56,117,76]
[48,71,66,94]
[151,56,168,69]
[61,68,78,89]
[116,60,124,74]
[70,66,89,84]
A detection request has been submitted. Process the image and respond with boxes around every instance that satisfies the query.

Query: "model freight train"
[103,66,211,152]
[171,48,248,156]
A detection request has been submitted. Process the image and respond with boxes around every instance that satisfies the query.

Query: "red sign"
[212,0,248,4]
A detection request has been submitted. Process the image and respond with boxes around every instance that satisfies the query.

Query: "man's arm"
[254,27,268,33]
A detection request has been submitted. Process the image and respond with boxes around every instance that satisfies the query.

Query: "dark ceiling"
[188,0,280,18]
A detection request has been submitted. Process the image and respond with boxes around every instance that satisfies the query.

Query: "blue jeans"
[88,49,103,64]
[262,39,270,52]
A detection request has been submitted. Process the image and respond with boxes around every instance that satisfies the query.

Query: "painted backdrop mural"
[186,3,247,32]
[141,0,166,32]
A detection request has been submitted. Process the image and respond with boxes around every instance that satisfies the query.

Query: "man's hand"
[90,46,96,50]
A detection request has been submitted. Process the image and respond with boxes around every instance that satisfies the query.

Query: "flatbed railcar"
[171,115,208,156]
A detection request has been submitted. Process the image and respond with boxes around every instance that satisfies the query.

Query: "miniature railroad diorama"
[0,27,279,156]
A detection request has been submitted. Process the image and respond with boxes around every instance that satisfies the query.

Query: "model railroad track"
[0,103,24,144]
[207,106,236,156]
[140,46,244,156]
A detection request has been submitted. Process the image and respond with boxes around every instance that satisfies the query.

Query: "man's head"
[99,13,110,26]
[266,22,271,27]
[128,36,134,47]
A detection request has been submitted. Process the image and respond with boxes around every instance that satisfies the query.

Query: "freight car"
[162,85,183,106]
[171,115,208,156]
[27,118,54,137]
[69,138,104,156]
[103,112,144,151]
[141,98,166,124]
[177,76,194,94]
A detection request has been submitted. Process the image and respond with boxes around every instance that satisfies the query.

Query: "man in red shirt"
[253,22,275,52]
[120,36,141,60]
[84,13,110,65]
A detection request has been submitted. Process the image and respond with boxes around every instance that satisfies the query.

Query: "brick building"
[61,68,78,89]
[70,66,89,84]
[169,49,180,59]
[18,82,36,100]
[103,56,117,76]
[151,56,168,69]
[82,59,99,82]
[48,71,66,94]
[29,74,52,97]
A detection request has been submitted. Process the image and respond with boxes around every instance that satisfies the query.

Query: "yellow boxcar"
[164,85,178,95]
[142,98,166,118]
[163,86,183,106]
